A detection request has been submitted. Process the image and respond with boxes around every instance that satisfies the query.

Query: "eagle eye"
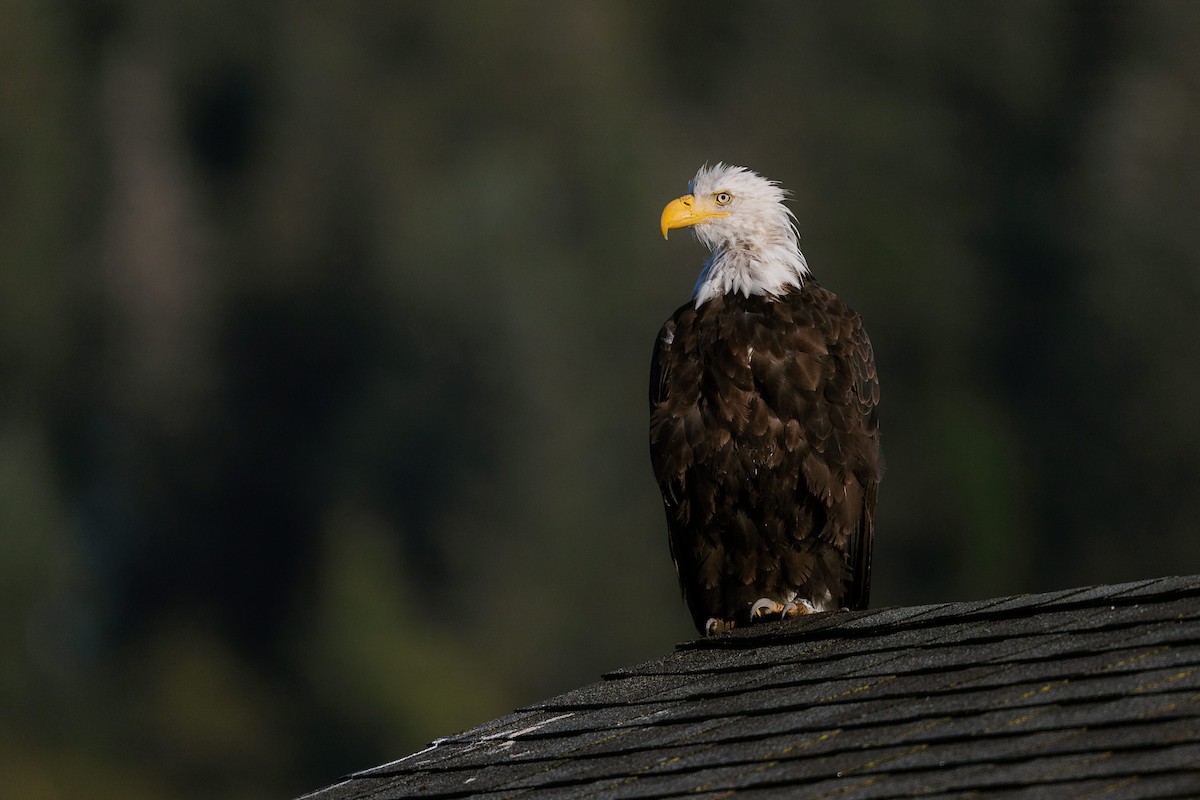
[714,191,732,206]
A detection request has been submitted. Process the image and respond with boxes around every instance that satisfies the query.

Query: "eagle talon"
[705,617,736,636]
[750,598,786,621]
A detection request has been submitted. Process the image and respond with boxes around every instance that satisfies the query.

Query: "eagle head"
[661,163,810,306]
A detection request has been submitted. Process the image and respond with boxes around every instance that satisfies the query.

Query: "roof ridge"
[674,575,1200,652]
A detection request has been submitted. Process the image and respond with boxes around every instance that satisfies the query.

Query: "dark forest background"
[4,2,1199,798]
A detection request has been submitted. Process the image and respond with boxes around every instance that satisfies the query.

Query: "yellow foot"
[783,599,819,617]
[751,597,820,624]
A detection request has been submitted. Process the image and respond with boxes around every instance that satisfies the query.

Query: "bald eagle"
[650,164,882,635]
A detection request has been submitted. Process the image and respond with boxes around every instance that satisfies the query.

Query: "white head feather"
[666,163,810,307]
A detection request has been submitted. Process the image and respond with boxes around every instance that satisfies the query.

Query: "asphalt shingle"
[299,577,1200,799]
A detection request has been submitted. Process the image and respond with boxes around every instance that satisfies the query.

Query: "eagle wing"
[838,312,881,610]
[648,316,685,575]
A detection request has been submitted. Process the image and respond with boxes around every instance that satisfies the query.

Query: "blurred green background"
[3,1,1199,797]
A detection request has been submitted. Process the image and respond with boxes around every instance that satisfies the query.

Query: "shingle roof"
[300,575,1200,799]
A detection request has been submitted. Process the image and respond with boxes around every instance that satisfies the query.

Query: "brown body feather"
[649,281,882,633]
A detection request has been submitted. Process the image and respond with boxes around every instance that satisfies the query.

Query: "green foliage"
[2,1,1199,797]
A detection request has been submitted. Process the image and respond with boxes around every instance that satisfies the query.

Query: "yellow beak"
[660,194,730,239]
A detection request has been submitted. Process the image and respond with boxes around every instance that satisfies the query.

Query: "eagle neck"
[692,241,810,308]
